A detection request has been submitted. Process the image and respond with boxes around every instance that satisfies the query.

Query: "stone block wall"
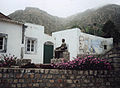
[0,68,120,88]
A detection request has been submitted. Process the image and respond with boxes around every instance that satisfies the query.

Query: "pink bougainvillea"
[51,56,112,70]
[0,54,17,67]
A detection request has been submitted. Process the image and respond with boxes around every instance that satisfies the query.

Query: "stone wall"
[0,68,120,88]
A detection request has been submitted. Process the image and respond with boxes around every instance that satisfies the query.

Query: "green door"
[44,44,53,64]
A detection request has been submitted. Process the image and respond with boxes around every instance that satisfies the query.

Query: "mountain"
[65,4,120,30]
[8,7,65,34]
[8,4,120,34]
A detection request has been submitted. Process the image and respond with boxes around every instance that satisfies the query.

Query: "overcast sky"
[0,0,120,17]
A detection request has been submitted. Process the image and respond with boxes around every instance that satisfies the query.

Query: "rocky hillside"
[9,4,120,34]
[65,4,120,30]
[8,7,65,34]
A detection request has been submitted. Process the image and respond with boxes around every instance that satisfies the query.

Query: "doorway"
[43,41,54,64]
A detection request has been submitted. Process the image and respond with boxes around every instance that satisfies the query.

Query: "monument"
[51,39,70,64]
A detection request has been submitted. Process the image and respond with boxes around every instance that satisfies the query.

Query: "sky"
[0,0,120,17]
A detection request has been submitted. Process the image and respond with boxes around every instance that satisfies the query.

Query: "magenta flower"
[49,55,112,70]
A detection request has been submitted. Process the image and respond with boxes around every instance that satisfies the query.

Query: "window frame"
[0,33,7,53]
[25,37,37,54]
[0,37,5,51]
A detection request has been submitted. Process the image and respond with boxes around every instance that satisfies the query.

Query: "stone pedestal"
[16,59,31,66]
[51,51,70,64]
[63,52,70,61]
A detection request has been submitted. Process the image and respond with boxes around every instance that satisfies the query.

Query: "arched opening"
[43,41,54,64]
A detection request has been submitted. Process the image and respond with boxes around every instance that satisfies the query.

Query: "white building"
[0,19,54,64]
[0,13,54,64]
[23,23,44,63]
[0,16,23,59]
[23,23,54,64]
[52,28,113,61]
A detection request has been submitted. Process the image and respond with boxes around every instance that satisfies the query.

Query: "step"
[113,58,120,63]
[112,63,120,68]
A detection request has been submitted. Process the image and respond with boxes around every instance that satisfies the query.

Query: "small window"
[0,37,4,50]
[104,45,107,50]
[26,38,37,54]
[0,33,7,53]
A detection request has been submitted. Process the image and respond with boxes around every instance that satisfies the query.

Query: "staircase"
[99,47,120,70]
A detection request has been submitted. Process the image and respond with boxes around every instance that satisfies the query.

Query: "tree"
[102,20,120,46]
[102,20,115,37]
[84,24,103,36]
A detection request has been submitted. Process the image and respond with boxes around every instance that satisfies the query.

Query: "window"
[0,37,5,50]
[104,45,107,50]
[26,38,37,54]
[0,33,7,53]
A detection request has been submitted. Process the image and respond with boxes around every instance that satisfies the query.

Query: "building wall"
[78,32,113,55]
[0,21,22,58]
[23,23,45,64]
[52,28,113,60]
[0,68,120,88]
[44,34,54,44]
